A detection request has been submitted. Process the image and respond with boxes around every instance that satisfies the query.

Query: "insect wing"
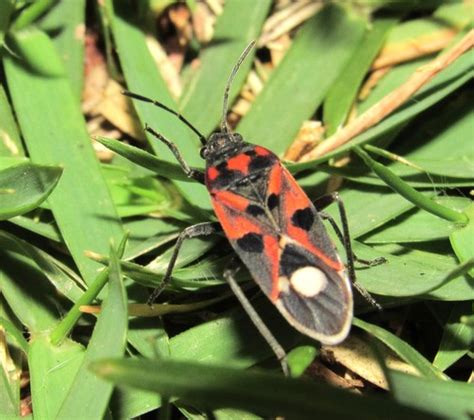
[209,148,352,345]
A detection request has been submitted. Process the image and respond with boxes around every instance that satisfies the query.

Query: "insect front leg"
[223,262,289,377]
[148,222,220,305]
[145,125,205,184]
[313,193,384,309]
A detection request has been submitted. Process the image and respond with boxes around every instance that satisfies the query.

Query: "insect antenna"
[122,91,207,145]
[221,40,256,133]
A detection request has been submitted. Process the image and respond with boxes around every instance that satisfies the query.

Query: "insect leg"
[148,222,221,305]
[313,193,386,266]
[318,211,385,267]
[145,125,205,184]
[223,263,289,377]
[313,193,383,309]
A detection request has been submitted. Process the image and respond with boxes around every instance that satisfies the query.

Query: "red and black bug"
[124,42,382,375]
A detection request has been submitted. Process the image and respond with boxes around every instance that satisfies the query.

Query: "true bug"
[124,41,383,375]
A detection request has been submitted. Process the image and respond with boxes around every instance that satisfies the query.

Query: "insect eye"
[200,147,209,159]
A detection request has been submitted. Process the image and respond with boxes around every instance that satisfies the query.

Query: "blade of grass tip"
[432,301,473,371]
[353,318,448,380]
[4,27,124,285]
[0,162,63,220]
[363,144,425,171]
[449,203,474,277]
[95,136,192,182]
[50,233,128,345]
[354,147,468,224]
[0,316,29,355]
[56,242,127,420]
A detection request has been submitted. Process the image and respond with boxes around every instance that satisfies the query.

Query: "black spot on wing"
[249,155,273,171]
[246,204,265,217]
[237,233,264,253]
[244,149,257,156]
[279,244,312,278]
[216,161,228,171]
[267,193,279,210]
[291,207,314,231]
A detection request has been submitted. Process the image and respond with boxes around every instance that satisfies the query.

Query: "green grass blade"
[103,0,210,209]
[353,318,447,380]
[11,0,56,30]
[324,17,397,135]
[354,242,474,300]
[449,203,474,277]
[0,249,64,332]
[0,362,18,418]
[388,370,474,420]
[4,27,124,284]
[364,197,471,243]
[180,0,271,136]
[28,335,85,419]
[0,230,84,302]
[291,51,473,168]
[96,136,194,181]
[38,0,86,100]
[237,4,366,154]
[90,358,437,419]
[355,147,468,224]
[0,162,62,220]
[0,0,14,48]
[57,244,127,420]
[432,301,473,371]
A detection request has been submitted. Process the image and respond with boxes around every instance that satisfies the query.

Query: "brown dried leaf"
[322,335,419,390]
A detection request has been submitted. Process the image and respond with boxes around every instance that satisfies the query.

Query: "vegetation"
[0,0,472,418]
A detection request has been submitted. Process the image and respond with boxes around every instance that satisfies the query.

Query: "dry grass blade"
[258,0,323,46]
[300,29,474,161]
[372,28,457,70]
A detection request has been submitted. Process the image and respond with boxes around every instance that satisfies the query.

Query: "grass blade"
[57,244,127,419]
[91,358,437,419]
[4,27,124,284]
[237,4,366,154]
[0,162,62,220]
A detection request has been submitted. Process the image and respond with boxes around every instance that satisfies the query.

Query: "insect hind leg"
[313,193,384,310]
[223,262,289,377]
[147,222,220,305]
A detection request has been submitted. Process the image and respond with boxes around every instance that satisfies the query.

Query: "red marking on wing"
[207,167,219,181]
[281,166,343,271]
[264,235,281,302]
[212,200,262,240]
[227,153,251,174]
[212,190,249,212]
[268,162,282,196]
[255,146,270,156]
[287,224,343,271]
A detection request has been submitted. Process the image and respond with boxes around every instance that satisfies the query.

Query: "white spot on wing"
[290,266,328,297]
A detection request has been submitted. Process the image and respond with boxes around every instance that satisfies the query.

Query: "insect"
[124,41,383,375]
